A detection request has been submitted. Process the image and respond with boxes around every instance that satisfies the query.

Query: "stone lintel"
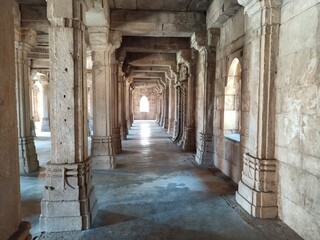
[207,0,241,29]
[111,10,206,37]
[127,52,176,67]
[120,36,190,54]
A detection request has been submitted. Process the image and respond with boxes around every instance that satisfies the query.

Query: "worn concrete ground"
[21,120,302,240]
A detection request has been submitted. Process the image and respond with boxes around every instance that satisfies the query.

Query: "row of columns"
[1,0,281,236]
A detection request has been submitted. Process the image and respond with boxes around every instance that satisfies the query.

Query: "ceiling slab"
[109,0,212,12]
[111,10,206,37]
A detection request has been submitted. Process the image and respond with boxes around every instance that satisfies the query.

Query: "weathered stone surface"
[274,1,320,239]
[111,10,206,37]
[0,1,25,238]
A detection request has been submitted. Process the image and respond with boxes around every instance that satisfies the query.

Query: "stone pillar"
[40,74,50,132]
[162,80,169,130]
[192,31,218,166]
[167,68,177,134]
[235,0,280,218]
[87,70,93,134]
[31,80,41,122]
[177,50,196,151]
[40,0,97,232]
[14,23,39,173]
[89,27,121,169]
[129,83,135,126]
[118,63,128,140]
[0,1,32,239]
[111,39,122,153]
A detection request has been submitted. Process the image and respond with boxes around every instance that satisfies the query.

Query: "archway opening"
[224,58,241,141]
[140,96,150,113]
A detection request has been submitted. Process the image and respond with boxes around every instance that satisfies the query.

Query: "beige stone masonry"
[40,0,97,232]
[236,0,280,219]
[89,27,122,169]
[0,1,31,238]
[14,13,39,174]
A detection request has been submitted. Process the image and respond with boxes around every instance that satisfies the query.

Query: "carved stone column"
[129,83,135,125]
[167,67,177,134]
[235,0,280,218]
[111,36,122,153]
[192,31,218,166]
[87,69,93,134]
[177,50,196,151]
[162,79,169,130]
[0,1,31,238]
[14,25,39,174]
[40,74,50,132]
[89,27,121,169]
[40,0,97,232]
[118,62,128,140]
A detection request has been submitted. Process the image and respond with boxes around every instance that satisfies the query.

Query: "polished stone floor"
[21,120,302,240]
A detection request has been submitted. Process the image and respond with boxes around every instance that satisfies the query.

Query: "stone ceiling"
[108,0,212,12]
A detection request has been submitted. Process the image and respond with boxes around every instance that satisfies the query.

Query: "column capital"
[15,28,38,50]
[177,50,196,69]
[190,32,207,51]
[207,28,220,47]
[88,27,122,51]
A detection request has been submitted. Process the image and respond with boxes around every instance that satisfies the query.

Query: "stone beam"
[126,53,176,67]
[131,72,166,79]
[120,36,190,53]
[111,10,206,37]
[130,66,171,73]
[206,0,241,29]
[20,4,49,34]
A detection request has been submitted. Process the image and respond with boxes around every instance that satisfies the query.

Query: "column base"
[112,128,122,154]
[19,137,39,174]
[181,127,195,151]
[91,136,116,169]
[120,125,128,140]
[195,133,213,167]
[236,181,278,218]
[236,153,278,218]
[41,118,50,132]
[167,118,175,134]
[40,159,98,232]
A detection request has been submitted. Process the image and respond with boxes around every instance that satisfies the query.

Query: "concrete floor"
[21,120,302,240]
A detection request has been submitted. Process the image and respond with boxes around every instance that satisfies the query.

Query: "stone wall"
[132,84,157,120]
[275,1,320,239]
[213,9,246,183]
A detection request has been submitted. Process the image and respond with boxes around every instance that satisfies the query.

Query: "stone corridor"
[21,121,301,240]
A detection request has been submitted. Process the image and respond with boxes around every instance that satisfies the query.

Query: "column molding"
[14,26,40,174]
[89,27,122,169]
[236,0,281,218]
[40,0,97,232]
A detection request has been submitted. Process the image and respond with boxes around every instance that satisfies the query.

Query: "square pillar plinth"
[40,159,98,232]
[91,136,115,169]
[195,133,213,166]
[236,153,278,218]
